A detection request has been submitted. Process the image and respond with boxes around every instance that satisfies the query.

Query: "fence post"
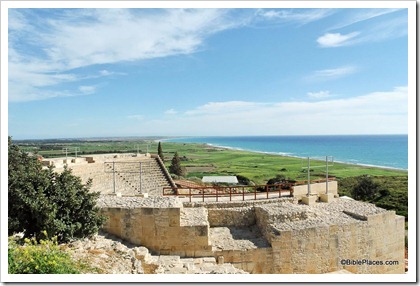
[112,162,116,194]
[254,188,256,200]
[216,187,218,202]
[202,188,205,202]
[229,187,232,201]
[139,162,142,194]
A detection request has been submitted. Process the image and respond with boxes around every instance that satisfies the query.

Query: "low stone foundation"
[97,196,405,274]
[99,196,211,256]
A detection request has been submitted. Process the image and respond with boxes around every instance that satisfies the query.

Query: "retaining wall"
[293,181,338,200]
[97,196,405,274]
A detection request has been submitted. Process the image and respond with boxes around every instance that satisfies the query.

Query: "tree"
[169,152,186,176]
[158,142,164,162]
[350,175,380,201]
[8,137,105,242]
[266,174,286,185]
[236,175,251,185]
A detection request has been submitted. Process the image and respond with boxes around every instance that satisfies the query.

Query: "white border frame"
[1,1,416,283]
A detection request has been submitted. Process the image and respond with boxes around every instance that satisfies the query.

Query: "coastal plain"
[18,139,407,219]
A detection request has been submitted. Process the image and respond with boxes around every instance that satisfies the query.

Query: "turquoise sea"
[165,135,408,170]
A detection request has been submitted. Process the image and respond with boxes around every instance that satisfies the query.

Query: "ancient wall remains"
[252,200,405,274]
[99,196,212,257]
[292,181,338,199]
[97,196,405,274]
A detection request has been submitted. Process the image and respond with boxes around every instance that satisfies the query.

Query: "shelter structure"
[202,176,238,185]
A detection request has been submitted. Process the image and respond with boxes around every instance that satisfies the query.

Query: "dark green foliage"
[338,175,407,219]
[350,175,380,201]
[379,188,391,197]
[158,141,164,162]
[236,175,251,185]
[267,174,286,185]
[169,152,186,176]
[8,137,105,243]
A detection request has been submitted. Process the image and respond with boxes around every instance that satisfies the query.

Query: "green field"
[17,139,407,183]
[16,138,408,219]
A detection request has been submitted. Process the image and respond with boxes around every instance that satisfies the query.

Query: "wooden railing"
[162,183,294,202]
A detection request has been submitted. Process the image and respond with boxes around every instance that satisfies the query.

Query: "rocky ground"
[63,231,248,274]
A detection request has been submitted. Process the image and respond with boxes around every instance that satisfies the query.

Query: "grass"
[158,142,406,183]
[17,139,407,184]
[16,139,408,220]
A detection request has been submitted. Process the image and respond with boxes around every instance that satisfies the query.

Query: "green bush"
[8,137,105,242]
[350,175,381,201]
[236,175,251,185]
[169,152,186,176]
[266,174,286,185]
[8,233,80,274]
[338,175,407,219]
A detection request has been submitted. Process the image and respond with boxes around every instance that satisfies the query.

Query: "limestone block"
[137,193,148,198]
[320,193,335,203]
[194,250,213,257]
[195,225,209,237]
[301,195,317,206]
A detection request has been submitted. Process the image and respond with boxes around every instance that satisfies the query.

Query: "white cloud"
[164,109,178,115]
[258,9,334,25]
[330,8,402,30]
[317,32,360,47]
[321,9,407,47]
[99,70,112,76]
[79,85,96,95]
[185,101,258,116]
[8,9,243,102]
[306,66,358,82]
[307,91,333,99]
[127,115,144,121]
[132,87,407,136]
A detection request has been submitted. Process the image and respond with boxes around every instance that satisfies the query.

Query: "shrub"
[350,175,380,201]
[267,174,286,185]
[157,142,164,162]
[169,152,186,176]
[8,137,105,243]
[236,175,251,185]
[8,233,80,274]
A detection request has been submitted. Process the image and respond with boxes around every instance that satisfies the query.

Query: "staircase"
[104,157,174,196]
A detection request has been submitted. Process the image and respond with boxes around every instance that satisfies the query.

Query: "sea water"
[165,135,408,170]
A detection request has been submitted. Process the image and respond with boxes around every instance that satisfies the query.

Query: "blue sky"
[7,7,410,139]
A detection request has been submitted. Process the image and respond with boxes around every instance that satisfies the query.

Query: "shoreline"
[165,140,408,173]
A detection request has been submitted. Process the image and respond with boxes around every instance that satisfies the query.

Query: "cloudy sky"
[6,5,410,139]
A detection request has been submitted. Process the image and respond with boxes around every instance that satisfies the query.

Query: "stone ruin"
[97,196,405,274]
[49,154,405,274]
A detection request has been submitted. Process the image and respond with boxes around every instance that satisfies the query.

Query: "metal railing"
[163,183,294,202]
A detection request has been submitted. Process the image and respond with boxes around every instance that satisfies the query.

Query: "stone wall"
[213,248,273,273]
[292,181,338,200]
[186,198,295,228]
[97,196,405,274]
[254,200,405,274]
[98,196,212,257]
